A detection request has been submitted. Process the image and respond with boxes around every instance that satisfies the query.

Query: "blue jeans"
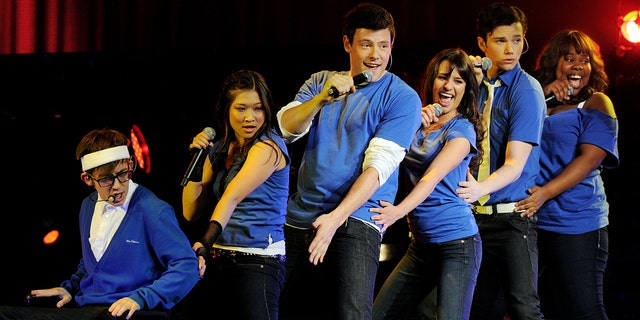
[373,233,482,320]
[194,253,285,320]
[471,213,543,320]
[538,227,609,319]
[280,217,381,320]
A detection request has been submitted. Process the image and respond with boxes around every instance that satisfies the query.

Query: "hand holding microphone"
[327,70,374,98]
[421,103,443,129]
[181,127,216,187]
[544,81,574,102]
[470,56,492,85]
[474,57,492,70]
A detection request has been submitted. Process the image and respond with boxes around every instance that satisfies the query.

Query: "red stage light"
[621,10,640,43]
[130,124,152,174]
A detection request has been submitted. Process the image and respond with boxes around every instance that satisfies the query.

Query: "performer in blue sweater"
[30,128,199,319]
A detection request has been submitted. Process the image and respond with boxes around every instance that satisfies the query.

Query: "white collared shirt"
[89,181,138,261]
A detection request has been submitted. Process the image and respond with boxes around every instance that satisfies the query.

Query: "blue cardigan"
[61,184,199,311]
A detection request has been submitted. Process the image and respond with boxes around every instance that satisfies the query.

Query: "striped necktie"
[477,79,501,205]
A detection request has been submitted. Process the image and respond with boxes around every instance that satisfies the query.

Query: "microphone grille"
[203,127,216,140]
[433,103,443,117]
[481,57,492,71]
[363,69,373,82]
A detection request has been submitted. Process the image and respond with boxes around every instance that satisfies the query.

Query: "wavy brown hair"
[533,29,609,104]
[417,48,484,171]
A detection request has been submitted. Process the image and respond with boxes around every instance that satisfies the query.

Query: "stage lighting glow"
[130,124,151,174]
[621,10,640,44]
[43,230,59,245]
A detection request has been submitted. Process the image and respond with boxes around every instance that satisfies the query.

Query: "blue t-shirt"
[476,63,546,204]
[536,106,619,234]
[209,130,290,248]
[286,70,422,228]
[403,115,479,243]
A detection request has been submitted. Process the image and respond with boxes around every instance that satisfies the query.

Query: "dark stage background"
[1,0,638,318]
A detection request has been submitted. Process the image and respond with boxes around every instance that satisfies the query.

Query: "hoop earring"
[129,156,138,172]
[522,37,529,54]
[386,54,393,71]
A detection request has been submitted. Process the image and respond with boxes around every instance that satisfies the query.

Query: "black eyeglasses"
[87,170,133,187]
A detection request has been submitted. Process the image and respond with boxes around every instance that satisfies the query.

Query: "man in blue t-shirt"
[276,3,421,319]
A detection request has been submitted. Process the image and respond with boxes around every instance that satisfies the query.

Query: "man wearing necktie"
[455,3,546,320]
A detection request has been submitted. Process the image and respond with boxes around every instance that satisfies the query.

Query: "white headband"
[81,145,130,171]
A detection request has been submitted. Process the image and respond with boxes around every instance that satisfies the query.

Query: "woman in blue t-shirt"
[516,29,619,319]
[372,48,484,319]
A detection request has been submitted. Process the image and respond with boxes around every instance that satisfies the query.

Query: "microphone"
[433,103,443,117]
[474,57,492,70]
[181,127,216,187]
[545,87,574,102]
[97,194,116,203]
[420,104,443,131]
[327,70,374,98]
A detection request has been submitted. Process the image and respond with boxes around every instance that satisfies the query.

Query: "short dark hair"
[477,2,527,40]
[342,2,395,43]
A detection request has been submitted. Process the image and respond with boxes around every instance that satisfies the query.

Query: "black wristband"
[195,246,209,258]
[199,220,223,251]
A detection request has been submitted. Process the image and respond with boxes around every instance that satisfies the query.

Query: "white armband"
[363,137,406,186]
[276,100,308,143]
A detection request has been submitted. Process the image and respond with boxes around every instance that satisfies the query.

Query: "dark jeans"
[173,253,285,320]
[538,227,609,320]
[470,213,543,320]
[280,217,381,320]
[373,233,482,320]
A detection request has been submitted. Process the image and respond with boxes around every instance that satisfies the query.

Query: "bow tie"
[104,203,126,214]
